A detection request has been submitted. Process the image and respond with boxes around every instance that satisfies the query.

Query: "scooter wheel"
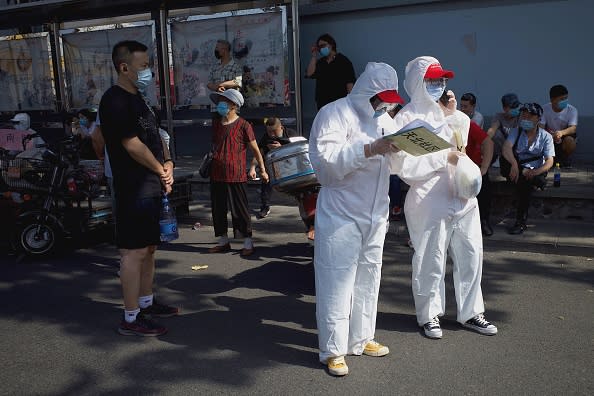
[17,220,61,256]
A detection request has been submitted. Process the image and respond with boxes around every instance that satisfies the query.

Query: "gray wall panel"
[299,0,592,162]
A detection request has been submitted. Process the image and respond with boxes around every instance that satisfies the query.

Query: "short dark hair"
[501,93,520,108]
[264,117,281,127]
[461,92,477,105]
[549,84,568,99]
[217,39,231,51]
[316,33,336,51]
[112,40,148,71]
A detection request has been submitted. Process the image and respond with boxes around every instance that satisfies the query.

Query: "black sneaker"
[481,220,494,236]
[421,317,442,339]
[118,317,167,336]
[140,301,180,318]
[463,313,497,335]
[508,222,526,235]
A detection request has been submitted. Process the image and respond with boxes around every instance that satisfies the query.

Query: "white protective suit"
[388,56,485,326]
[13,113,45,160]
[309,62,397,362]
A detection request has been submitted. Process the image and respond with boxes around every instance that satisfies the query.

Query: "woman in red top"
[208,89,268,256]
[466,121,494,236]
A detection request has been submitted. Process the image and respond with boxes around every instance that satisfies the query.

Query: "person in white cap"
[309,62,404,376]
[12,113,45,159]
[389,56,497,340]
[207,89,268,257]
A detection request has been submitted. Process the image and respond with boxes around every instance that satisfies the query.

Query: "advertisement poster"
[61,25,157,109]
[170,10,287,108]
[0,34,55,112]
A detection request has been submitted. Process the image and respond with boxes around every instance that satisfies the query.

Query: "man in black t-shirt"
[99,40,177,337]
[306,33,356,110]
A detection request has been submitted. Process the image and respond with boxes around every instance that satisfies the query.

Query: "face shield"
[371,90,404,118]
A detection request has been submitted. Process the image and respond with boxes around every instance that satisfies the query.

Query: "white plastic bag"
[454,155,482,200]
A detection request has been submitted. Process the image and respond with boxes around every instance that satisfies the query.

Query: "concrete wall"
[298,0,593,163]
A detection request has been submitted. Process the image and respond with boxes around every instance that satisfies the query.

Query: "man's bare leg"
[120,247,150,310]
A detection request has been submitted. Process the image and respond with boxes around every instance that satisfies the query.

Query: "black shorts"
[115,196,161,249]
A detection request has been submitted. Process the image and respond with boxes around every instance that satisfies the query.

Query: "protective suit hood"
[10,113,31,131]
[402,56,447,128]
[348,62,399,118]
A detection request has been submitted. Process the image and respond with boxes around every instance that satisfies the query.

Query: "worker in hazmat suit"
[309,62,404,377]
[12,113,46,160]
[388,56,497,339]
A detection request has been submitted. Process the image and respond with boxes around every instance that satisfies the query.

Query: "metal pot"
[265,141,319,193]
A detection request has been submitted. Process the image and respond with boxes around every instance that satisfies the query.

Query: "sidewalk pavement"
[183,184,594,257]
[174,156,594,256]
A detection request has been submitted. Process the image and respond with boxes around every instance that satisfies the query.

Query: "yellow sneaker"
[363,340,389,357]
[326,356,349,376]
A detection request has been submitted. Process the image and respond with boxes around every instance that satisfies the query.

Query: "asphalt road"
[1,198,593,395]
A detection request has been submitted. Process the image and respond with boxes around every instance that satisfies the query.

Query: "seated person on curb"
[487,93,521,169]
[501,103,554,235]
[466,120,494,236]
[249,117,299,218]
[459,92,484,129]
[541,84,577,167]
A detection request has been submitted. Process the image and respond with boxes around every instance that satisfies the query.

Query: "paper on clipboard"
[383,119,452,156]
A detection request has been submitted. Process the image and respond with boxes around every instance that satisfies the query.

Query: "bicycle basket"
[0,158,53,192]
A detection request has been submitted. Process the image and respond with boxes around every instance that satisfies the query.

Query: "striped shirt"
[210,117,255,182]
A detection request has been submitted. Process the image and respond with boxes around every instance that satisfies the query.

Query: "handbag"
[198,151,213,178]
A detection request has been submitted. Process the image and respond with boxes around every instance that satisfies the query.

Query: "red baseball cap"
[377,90,405,104]
[424,63,455,79]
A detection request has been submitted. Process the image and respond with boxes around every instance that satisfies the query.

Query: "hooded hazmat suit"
[12,113,45,160]
[388,56,485,326]
[309,62,397,362]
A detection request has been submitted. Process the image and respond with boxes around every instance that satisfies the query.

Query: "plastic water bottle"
[553,162,561,188]
[553,162,561,187]
[160,194,179,242]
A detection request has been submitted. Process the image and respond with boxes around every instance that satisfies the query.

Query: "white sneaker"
[422,317,442,339]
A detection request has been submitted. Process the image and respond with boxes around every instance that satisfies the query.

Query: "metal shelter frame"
[0,0,303,158]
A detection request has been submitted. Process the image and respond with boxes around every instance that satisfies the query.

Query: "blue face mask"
[216,101,230,117]
[508,107,520,117]
[424,79,447,102]
[557,99,569,110]
[79,118,89,128]
[319,46,330,57]
[426,85,446,102]
[373,108,386,118]
[135,68,153,92]
[519,119,535,131]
